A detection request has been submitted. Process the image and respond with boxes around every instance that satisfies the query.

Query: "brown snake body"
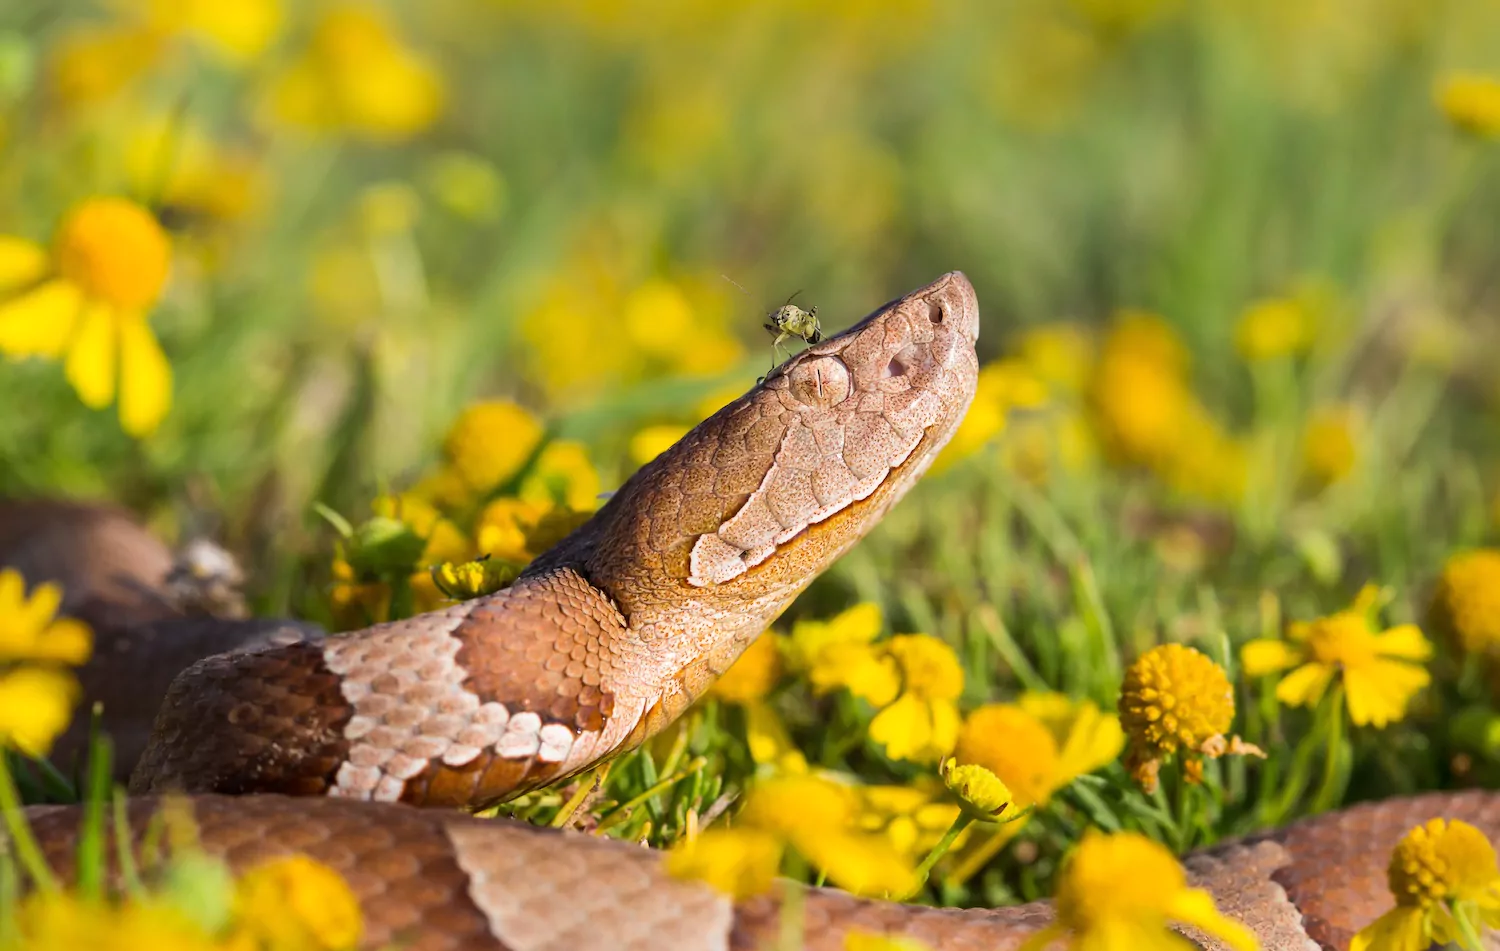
[6,272,1495,950]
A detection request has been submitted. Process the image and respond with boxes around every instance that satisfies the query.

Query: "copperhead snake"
[5,272,1492,951]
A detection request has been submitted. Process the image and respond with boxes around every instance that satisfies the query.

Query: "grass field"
[3,1,1500,948]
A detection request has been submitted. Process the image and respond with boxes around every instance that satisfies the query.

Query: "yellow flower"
[710,632,783,705]
[940,758,1017,822]
[935,358,1049,470]
[630,423,691,467]
[788,603,900,706]
[1020,830,1259,951]
[429,558,523,601]
[856,784,963,858]
[232,855,363,951]
[1088,311,1196,469]
[623,279,696,359]
[868,634,964,764]
[665,827,783,900]
[1436,72,1500,139]
[1119,644,1260,793]
[1017,323,1093,393]
[0,198,174,435]
[1432,550,1500,656]
[1352,819,1500,951]
[1234,297,1313,361]
[845,934,933,951]
[955,693,1123,810]
[141,0,284,64]
[262,4,445,141]
[1242,585,1431,728]
[0,569,93,665]
[12,891,219,951]
[0,666,81,757]
[443,400,545,496]
[735,774,920,898]
[519,441,601,512]
[49,24,167,106]
[1302,405,1359,486]
[123,114,267,226]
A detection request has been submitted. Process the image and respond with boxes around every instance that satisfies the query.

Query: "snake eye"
[787,355,852,407]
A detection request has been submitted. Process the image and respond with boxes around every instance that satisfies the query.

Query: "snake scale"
[5,272,1495,951]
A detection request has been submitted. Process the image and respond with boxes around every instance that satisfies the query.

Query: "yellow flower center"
[954,704,1059,808]
[1118,644,1233,756]
[1301,611,1380,669]
[54,198,171,310]
[940,758,1015,820]
[1388,819,1500,908]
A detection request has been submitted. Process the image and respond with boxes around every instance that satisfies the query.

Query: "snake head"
[549,271,980,624]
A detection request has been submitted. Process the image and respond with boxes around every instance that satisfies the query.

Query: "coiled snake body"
[8,273,1493,951]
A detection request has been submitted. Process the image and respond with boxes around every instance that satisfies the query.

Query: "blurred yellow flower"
[710,632,782,705]
[1089,311,1197,470]
[263,4,445,141]
[0,666,81,758]
[1433,550,1500,656]
[232,854,363,951]
[1436,72,1500,139]
[868,634,963,764]
[0,568,93,665]
[141,0,284,64]
[788,602,899,705]
[519,441,601,512]
[11,891,219,951]
[623,279,696,360]
[1119,644,1260,793]
[1352,819,1500,951]
[443,400,545,495]
[49,24,166,106]
[1242,584,1431,728]
[936,358,1049,470]
[856,784,963,859]
[1302,405,1360,486]
[736,774,920,898]
[1235,297,1314,361]
[0,198,174,435]
[630,423,691,467]
[1016,323,1093,393]
[845,934,933,951]
[955,693,1123,809]
[665,827,783,900]
[1019,830,1258,951]
[475,497,546,562]
[123,115,267,226]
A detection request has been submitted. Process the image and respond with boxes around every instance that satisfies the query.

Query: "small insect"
[723,277,824,372]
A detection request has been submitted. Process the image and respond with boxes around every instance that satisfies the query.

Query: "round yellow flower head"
[1020,830,1258,951]
[940,758,1015,822]
[232,854,363,951]
[55,198,171,311]
[1119,644,1233,792]
[1433,550,1500,656]
[1389,819,1500,908]
[443,400,544,495]
[1354,818,1500,951]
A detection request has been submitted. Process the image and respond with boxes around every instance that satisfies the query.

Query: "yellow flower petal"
[665,828,783,900]
[1163,888,1259,951]
[1240,639,1301,677]
[0,280,84,358]
[1372,624,1432,661]
[1349,906,1426,951]
[0,237,47,292]
[791,829,919,899]
[1344,662,1430,728]
[64,303,118,409]
[1274,662,1335,709]
[118,314,172,436]
[744,700,807,773]
[0,667,80,757]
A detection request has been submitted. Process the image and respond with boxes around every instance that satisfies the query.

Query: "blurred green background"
[1,0,1499,623]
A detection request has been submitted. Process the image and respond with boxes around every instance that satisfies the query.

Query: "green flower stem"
[777,855,808,951]
[1310,685,1348,814]
[548,764,607,829]
[911,813,975,893]
[1451,900,1485,951]
[0,755,56,892]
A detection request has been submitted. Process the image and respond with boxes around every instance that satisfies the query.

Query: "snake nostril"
[926,299,945,324]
